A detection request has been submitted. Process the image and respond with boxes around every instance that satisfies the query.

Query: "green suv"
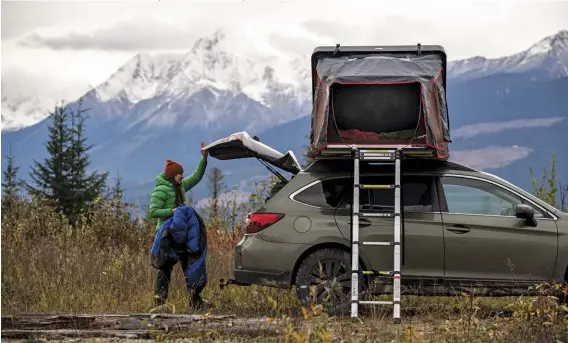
[204,132,568,314]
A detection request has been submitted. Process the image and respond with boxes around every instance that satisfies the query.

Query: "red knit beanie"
[164,160,184,179]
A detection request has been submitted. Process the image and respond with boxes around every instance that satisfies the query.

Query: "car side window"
[339,175,435,213]
[293,178,349,208]
[440,176,543,217]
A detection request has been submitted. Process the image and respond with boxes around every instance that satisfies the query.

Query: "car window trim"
[438,173,557,221]
[478,170,560,213]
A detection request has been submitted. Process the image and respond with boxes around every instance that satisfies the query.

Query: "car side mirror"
[515,204,537,227]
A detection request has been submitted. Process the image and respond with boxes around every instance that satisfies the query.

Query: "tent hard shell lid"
[309,44,451,159]
[202,131,302,178]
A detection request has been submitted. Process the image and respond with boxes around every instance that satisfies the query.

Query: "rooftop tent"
[309,45,451,159]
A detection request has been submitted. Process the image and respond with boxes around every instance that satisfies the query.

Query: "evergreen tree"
[28,102,75,215]
[529,152,565,210]
[110,170,126,216]
[68,98,108,220]
[2,144,24,208]
[28,99,108,223]
[559,182,568,211]
[529,153,558,207]
[207,167,226,220]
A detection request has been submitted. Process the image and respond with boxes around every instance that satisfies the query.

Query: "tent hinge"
[333,43,341,55]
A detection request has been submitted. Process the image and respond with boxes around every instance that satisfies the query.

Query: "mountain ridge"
[447,29,568,81]
[2,29,567,209]
[3,29,567,132]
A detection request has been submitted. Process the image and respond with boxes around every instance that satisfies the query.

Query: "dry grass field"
[2,179,568,342]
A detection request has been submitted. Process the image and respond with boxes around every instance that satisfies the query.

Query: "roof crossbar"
[313,144,439,160]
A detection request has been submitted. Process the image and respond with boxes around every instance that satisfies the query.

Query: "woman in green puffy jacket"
[149,141,210,312]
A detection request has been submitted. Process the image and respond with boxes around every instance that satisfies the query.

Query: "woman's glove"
[201,141,208,159]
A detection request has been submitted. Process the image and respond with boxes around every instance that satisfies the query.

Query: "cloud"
[453,117,567,139]
[11,2,568,59]
[451,145,532,170]
[1,67,92,130]
[16,17,204,51]
[299,3,568,60]
[267,32,332,56]
[301,20,361,45]
[1,67,88,98]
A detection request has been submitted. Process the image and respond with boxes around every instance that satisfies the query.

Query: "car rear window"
[293,178,349,208]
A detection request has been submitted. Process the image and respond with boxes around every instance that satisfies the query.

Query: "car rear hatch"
[202,131,302,180]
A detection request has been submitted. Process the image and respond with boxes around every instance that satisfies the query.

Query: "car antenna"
[417,43,422,56]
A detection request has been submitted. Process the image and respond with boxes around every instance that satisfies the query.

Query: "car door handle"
[446,224,470,234]
[348,219,372,227]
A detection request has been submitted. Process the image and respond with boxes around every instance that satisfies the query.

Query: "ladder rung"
[362,271,393,276]
[359,212,395,218]
[361,151,394,155]
[361,242,393,246]
[361,149,396,153]
[360,300,393,305]
[361,152,394,156]
[361,157,395,161]
[360,184,395,189]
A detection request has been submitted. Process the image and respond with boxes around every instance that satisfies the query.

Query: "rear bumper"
[233,268,291,289]
[233,234,301,289]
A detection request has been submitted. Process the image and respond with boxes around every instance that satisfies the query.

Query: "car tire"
[294,248,366,317]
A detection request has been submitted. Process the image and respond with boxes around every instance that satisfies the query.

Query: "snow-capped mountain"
[448,30,568,80]
[94,30,310,113]
[89,29,311,132]
[2,30,312,132]
[4,29,568,132]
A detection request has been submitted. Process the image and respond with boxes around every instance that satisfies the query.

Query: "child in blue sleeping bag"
[150,205,212,312]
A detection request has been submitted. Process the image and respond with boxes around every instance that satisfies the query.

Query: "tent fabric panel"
[309,53,451,159]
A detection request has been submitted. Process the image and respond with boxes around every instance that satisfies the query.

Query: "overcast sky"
[2,0,568,107]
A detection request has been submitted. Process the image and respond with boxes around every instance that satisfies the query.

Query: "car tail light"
[245,213,284,234]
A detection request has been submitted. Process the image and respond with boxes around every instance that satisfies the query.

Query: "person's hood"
[155,172,174,188]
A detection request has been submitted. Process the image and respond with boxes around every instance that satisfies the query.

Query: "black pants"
[154,252,204,306]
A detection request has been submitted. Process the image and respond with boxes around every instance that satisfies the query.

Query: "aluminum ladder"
[350,147,402,323]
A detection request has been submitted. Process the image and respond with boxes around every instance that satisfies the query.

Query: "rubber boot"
[189,292,214,310]
[150,295,174,314]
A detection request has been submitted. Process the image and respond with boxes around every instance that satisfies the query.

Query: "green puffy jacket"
[149,158,207,231]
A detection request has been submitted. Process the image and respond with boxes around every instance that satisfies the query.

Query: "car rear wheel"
[294,248,365,316]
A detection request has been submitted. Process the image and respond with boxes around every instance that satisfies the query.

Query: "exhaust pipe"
[219,278,251,289]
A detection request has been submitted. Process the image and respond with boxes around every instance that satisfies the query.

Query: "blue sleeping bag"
[150,205,208,291]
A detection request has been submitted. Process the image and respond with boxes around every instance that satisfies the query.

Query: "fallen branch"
[1,313,288,340]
